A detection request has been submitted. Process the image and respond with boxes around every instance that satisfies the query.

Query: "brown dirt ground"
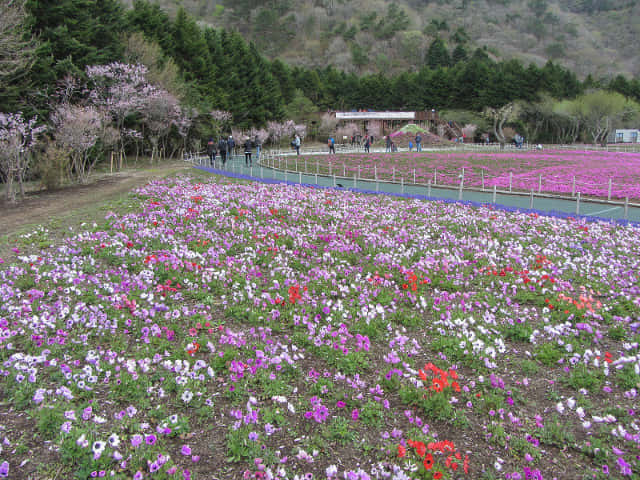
[0,161,192,256]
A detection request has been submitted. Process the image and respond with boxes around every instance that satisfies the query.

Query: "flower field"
[1,174,639,480]
[293,150,640,200]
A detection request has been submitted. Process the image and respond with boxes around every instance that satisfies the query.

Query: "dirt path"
[0,162,190,239]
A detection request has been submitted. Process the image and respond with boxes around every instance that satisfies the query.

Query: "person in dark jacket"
[206,137,217,166]
[228,136,235,157]
[218,137,228,167]
[244,138,253,166]
[364,135,370,153]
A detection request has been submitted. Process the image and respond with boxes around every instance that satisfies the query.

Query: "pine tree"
[425,37,450,69]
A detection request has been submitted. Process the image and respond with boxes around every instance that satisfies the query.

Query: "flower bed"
[0,176,639,479]
[291,150,640,200]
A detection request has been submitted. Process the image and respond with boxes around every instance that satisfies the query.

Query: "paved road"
[193,154,640,224]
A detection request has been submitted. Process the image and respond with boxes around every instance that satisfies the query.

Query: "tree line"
[3,0,639,120]
[1,0,640,202]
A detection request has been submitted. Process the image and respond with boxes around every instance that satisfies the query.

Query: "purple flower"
[248,431,259,441]
[131,434,143,448]
[351,409,359,421]
[145,434,157,445]
[181,445,192,456]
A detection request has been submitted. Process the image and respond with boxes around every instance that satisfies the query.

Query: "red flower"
[433,472,443,479]
[398,445,406,458]
[423,453,434,470]
[414,441,426,457]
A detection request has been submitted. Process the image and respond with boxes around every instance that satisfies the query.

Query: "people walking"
[364,135,370,153]
[255,135,262,161]
[218,137,228,167]
[385,135,392,153]
[207,137,217,166]
[415,133,422,152]
[328,136,335,154]
[228,135,235,157]
[294,134,301,155]
[244,137,253,166]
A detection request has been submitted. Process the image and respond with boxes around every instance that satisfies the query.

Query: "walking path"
[189,152,640,224]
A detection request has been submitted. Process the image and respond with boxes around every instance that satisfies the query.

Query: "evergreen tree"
[451,44,468,64]
[425,37,450,69]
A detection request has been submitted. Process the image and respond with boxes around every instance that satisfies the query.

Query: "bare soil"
[0,161,191,255]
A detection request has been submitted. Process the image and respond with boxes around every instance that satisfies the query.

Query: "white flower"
[108,434,120,448]
[181,390,193,403]
[92,441,106,454]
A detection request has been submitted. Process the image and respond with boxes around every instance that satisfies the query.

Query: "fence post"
[624,196,629,220]
[316,160,319,175]
[413,169,416,184]
[576,192,580,215]
[305,158,307,173]
[376,178,379,192]
[481,170,485,190]
[299,171,302,185]
[315,173,318,184]
[393,167,396,183]
[538,174,542,194]
[295,158,298,171]
[250,166,253,177]
[358,165,361,179]
[509,172,513,193]
[343,163,346,177]
[354,174,357,189]
[608,178,612,201]
[434,168,437,185]
[529,190,534,209]
[492,185,497,203]
[427,180,431,197]
[572,176,576,197]
[333,174,336,187]
[401,177,404,194]
[374,165,377,180]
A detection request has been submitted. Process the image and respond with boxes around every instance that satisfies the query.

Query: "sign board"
[336,112,416,120]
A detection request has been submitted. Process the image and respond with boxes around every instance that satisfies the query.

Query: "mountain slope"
[124,0,640,78]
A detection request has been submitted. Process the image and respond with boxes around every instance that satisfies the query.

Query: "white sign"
[336,112,416,120]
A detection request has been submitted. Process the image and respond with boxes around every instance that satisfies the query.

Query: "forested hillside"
[134,0,640,78]
[1,0,640,203]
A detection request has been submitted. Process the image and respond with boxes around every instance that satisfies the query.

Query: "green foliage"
[563,364,603,392]
[616,364,640,391]
[374,3,410,40]
[534,342,564,366]
[323,416,357,445]
[538,415,575,447]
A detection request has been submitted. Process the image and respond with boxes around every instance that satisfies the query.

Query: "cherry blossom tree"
[52,104,105,183]
[266,121,288,146]
[140,88,181,162]
[0,112,45,202]
[249,127,269,145]
[86,63,151,154]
